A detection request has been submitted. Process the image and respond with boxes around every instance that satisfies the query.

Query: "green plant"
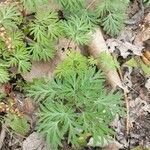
[0,4,21,29]
[0,61,9,83]
[27,51,123,149]
[6,114,30,136]
[0,1,125,149]
[99,52,119,70]
[0,0,129,83]
[55,51,89,78]
[0,98,30,136]
[96,0,129,36]
[62,15,92,44]
[55,0,129,36]
[143,0,150,5]
[21,0,49,12]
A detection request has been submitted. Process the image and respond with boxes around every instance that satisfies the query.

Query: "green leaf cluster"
[55,51,90,78]
[62,15,92,44]
[6,114,30,136]
[99,52,119,70]
[0,58,9,83]
[28,7,61,61]
[27,51,123,149]
[0,4,21,29]
[0,2,125,149]
[21,0,49,12]
[0,40,9,83]
[0,2,60,83]
[0,3,30,83]
[1,30,31,73]
[55,0,129,37]
[96,0,129,36]
[55,0,86,13]
[125,58,150,77]
[7,46,31,73]
[143,0,150,5]
[0,0,130,83]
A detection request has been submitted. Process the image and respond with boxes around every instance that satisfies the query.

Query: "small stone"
[22,132,52,150]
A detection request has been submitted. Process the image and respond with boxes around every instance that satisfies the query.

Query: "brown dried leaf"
[107,39,143,58]
[103,143,119,150]
[141,54,150,67]
[23,98,35,116]
[23,38,78,81]
[0,124,6,149]
[134,13,150,45]
[145,79,150,90]
[22,60,53,82]
[143,51,150,60]
[22,132,51,150]
[88,28,123,89]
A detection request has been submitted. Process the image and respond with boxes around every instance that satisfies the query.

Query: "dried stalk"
[88,28,123,89]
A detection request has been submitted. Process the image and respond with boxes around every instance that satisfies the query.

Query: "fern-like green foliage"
[0,0,130,82]
[21,0,49,12]
[55,0,86,12]
[0,34,31,76]
[55,0,129,36]
[62,15,92,45]
[55,51,89,78]
[144,0,150,5]
[0,3,31,82]
[28,42,55,61]
[0,67,9,83]
[28,7,61,60]
[99,52,119,70]
[0,58,9,83]
[29,8,62,42]
[6,114,30,136]
[10,30,25,47]
[7,46,31,73]
[38,102,78,148]
[0,4,21,29]
[101,13,125,36]
[96,0,129,36]
[55,0,97,44]
[0,2,61,83]
[0,41,9,83]
[0,1,126,148]
[27,52,123,149]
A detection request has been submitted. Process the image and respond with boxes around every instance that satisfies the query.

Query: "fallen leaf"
[22,60,54,82]
[22,132,51,150]
[23,98,35,116]
[0,124,6,149]
[88,28,123,89]
[141,55,150,67]
[118,27,135,43]
[143,51,150,61]
[130,97,150,124]
[87,136,112,147]
[22,50,65,82]
[103,143,119,150]
[134,13,150,45]
[107,39,143,58]
[23,38,78,82]
[145,79,150,90]
[125,58,150,77]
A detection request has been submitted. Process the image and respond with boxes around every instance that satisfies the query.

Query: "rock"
[22,132,51,150]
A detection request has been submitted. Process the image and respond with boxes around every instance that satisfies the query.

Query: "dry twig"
[0,124,6,149]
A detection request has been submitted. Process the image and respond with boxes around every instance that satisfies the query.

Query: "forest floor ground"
[0,0,150,150]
